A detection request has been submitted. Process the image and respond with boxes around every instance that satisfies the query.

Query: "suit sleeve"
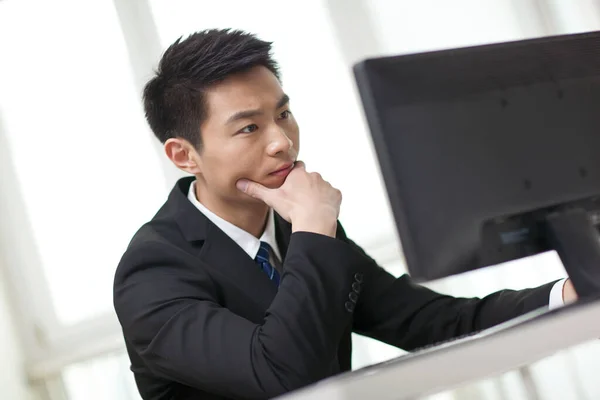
[114,232,366,399]
[342,234,555,351]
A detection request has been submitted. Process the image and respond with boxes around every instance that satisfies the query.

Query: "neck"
[195,181,269,238]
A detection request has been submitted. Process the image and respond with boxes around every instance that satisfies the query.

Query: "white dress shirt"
[549,278,567,309]
[188,181,282,264]
[187,180,566,309]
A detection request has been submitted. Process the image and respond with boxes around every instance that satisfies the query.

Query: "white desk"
[278,298,600,400]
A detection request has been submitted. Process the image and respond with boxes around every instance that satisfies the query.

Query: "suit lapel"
[168,177,279,310]
[199,222,278,309]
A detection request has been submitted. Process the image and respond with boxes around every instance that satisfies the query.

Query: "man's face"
[194,66,299,204]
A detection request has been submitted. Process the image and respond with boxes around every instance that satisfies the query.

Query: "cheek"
[288,122,300,152]
[201,149,240,185]
[202,140,270,190]
[218,148,264,183]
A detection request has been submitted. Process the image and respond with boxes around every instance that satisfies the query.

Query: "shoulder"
[113,212,208,290]
[112,218,217,330]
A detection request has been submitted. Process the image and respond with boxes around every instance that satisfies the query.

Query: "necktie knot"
[256,241,272,263]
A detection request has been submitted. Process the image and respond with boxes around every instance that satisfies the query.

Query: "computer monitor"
[353,31,600,298]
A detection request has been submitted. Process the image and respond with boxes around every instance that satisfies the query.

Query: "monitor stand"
[546,207,600,299]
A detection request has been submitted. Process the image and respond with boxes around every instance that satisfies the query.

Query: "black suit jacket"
[113,177,555,400]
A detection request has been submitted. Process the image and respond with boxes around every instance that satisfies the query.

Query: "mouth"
[269,162,294,177]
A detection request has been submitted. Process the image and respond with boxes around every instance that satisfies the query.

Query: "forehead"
[204,66,284,120]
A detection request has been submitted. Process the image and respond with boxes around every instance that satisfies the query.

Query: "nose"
[266,127,293,157]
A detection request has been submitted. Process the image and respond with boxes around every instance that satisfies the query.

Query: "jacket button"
[352,282,362,293]
[354,273,364,283]
[349,292,358,303]
[345,301,355,313]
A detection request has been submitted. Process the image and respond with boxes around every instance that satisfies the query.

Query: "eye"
[278,110,292,120]
[238,124,258,134]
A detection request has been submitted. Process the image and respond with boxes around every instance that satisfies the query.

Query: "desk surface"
[278,297,600,400]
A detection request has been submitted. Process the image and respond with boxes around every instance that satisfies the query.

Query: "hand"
[562,278,578,304]
[236,161,342,237]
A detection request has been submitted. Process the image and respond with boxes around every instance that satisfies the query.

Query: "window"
[544,0,600,34]
[62,351,140,400]
[0,0,169,331]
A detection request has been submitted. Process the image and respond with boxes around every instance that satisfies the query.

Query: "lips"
[270,162,294,175]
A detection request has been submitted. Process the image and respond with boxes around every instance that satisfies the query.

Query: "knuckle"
[247,185,261,199]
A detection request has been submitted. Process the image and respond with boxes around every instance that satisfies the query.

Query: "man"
[113,29,577,400]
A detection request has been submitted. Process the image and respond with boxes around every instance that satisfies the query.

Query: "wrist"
[562,278,578,304]
[292,215,338,238]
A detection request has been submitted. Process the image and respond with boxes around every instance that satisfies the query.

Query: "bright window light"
[0,0,169,325]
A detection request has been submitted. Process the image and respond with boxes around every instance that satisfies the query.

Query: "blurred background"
[1,0,600,399]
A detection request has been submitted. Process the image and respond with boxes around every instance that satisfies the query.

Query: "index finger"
[293,160,306,170]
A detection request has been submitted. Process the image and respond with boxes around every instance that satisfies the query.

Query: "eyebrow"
[225,94,290,125]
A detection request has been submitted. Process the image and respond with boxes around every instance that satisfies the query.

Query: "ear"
[164,138,203,174]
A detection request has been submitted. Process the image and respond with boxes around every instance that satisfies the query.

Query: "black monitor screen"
[354,31,600,282]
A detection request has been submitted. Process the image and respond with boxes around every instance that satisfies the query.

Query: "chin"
[264,182,284,190]
[263,175,287,189]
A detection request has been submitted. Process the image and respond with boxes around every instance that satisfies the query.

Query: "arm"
[342,234,555,351]
[114,232,365,399]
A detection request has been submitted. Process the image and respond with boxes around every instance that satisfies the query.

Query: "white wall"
[362,0,549,56]
[0,264,37,400]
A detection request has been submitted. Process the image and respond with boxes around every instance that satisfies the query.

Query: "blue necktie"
[255,241,281,287]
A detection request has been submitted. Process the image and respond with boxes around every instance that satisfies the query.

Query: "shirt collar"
[187,180,281,261]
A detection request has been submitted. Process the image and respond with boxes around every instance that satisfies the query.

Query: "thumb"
[236,179,273,203]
